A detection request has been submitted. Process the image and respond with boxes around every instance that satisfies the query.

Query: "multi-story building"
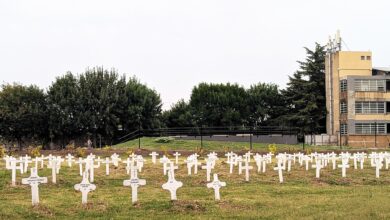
[326,37,390,147]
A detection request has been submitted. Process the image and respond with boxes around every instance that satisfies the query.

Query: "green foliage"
[282,43,326,133]
[162,99,194,127]
[0,84,47,149]
[0,145,6,158]
[27,146,42,157]
[154,137,174,143]
[268,144,277,154]
[75,147,86,158]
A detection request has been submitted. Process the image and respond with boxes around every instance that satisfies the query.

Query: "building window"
[354,79,385,92]
[340,102,347,114]
[340,79,347,92]
[361,56,365,60]
[355,101,384,114]
[366,56,371,60]
[340,124,348,135]
[356,123,386,134]
[356,123,385,134]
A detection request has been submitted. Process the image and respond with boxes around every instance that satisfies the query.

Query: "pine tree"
[282,43,326,133]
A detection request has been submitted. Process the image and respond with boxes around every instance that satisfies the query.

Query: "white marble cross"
[312,159,323,178]
[8,158,23,186]
[207,174,226,201]
[65,154,75,167]
[160,156,171,175]
[75,158,84,176]
[49,157,59,184]
[162,168,183,201]
[135,155,145,172]
[242,159,253,182]
[202,159,213,182]
[123,158,134,175]
[173,152,181,164]
[274,160,285,183]
[123,163,146,204]
[22,168,48,205]
[74,171,96,204]
[149,152,159,164]
[102,157,112,176]
[338,159,350,178]
[111,153,122,167]
[374,157,383,178]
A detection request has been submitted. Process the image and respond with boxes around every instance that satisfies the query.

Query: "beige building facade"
[326,48,390,147]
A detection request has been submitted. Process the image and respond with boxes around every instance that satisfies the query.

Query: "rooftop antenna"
[327,30,342,53]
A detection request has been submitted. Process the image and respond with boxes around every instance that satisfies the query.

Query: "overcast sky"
[1,0,390,109]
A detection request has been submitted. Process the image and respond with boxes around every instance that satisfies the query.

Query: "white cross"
[8,158,23,186]
[22,168,48,205]
[173,152,181,164]
[162,168,183,201]
[160,156,171,175]
[102,157,112,176]
[123,158,135,175]
[274,160,285,183]
[123,163,146,204]
[86,157,100,182]
[74,171,96,204]
[65,154,75,167]
[207,174,226,201]
[111,153,122,167]
[242,159,253,182]
[201,159,213,182]
[75,158,84,176]
[374,157,383,178]
[149,152,159,164]
[338,159,350,178]
[312,159,323,178]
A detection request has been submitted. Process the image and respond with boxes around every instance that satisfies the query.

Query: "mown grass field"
[114,137,350,153]
[1,138,390,219]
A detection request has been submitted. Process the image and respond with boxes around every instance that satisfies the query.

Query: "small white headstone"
[21,168,48,205]
[207,174,226,201]
[123,163,146,204]
[162,167,183,200]
[74,171,96,204]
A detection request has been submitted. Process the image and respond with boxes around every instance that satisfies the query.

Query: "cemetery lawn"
[114,137,350,152]
[2,150,390,219]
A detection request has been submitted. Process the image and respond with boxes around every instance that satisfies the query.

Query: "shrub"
[103,145,112,151]
[154,137,174,143]
[160,146,169,156]
[65,143,75,152]
[0,145,6,158]
[126,148,134,156]
[75,147,86,158]
[27,146,42,157]
[268,144,277,154]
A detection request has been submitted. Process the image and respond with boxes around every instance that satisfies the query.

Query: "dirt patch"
[170,200,206,213]
[218,201,248,211]
[32,204,54,217]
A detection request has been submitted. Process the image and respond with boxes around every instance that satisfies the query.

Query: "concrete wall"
[305,134,338,146]
[173,135,298,145]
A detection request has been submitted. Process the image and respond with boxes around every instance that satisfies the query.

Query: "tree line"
[0,43,326,149]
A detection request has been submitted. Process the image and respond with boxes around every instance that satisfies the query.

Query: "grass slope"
[2,149,390,219]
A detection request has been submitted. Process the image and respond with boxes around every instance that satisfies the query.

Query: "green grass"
[114,137,351,152]
[2,139,390,219]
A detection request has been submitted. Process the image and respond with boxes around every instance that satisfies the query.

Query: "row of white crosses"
[15,150,390,206]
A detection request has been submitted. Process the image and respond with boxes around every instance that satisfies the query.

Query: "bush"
[103,145,112,151]
[154,137,174,143]
[160,146,169,156]
[268,144,277,154]
[75,147,86,158]
[27,146,42,157]
[0,145,6,158]
[65,143,75,152]
[126,148,134,156]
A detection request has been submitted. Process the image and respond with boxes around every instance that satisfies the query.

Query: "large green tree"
[0,84,47,149]
[282,43,326,133]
